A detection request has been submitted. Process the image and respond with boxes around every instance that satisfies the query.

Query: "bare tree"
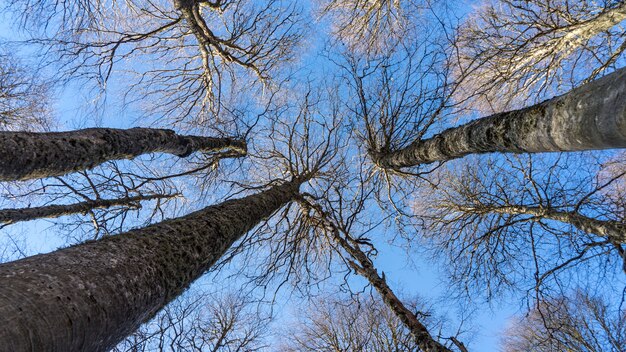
[0,80,345,350]
[0,158,189,244]
[333,12,626,172]
[6,0,303,122]
[115,291,268,352]
[295,196,459,352]
[330,2,626,171]
[369,65,626,170]
[0,127,245,180]
[0,177,305,351]
[242,88,464,350]
[281,293,448,352]
[414,154,625,301]
[453,0,626,112]
[318,0,440,56]
[336,26,452,167]
[201,79,465,351]
[0,192,175,228]
[502,290,626,352]
[0,49,52,131]
[4,1,626,351]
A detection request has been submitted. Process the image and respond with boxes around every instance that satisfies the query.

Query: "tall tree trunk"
[371,66,626,169]
[298,199,454,351]
[0,179,301,352]
[333,232,455,352]
[0,193,174,227]
[0,128,246,181]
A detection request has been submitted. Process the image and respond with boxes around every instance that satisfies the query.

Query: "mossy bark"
[0,194,173,226]
[0,180,300,352]
[0,127,246,180]
[372,66,626,169]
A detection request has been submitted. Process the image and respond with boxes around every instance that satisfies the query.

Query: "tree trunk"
[371,66,626,169]
[0,193,174,226]
[459,203,626,273]
[333,232,454,352]
[0,127,246,181]
[297,198,452,351]
[459,204,626,244]
[0,179,301,352]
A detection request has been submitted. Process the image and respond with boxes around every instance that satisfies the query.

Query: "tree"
[502,290,626,352]
[0,49,52,131]
[453,0,626,112]
[2,0,626,350]
[0,193,175,228]
[260,104,466,350]
[332,4,454,173]
[369,65,626,170]
[318,0,436,56]
[6,0,303,122]
[0,84,341,350]
[0,127,245,180]
[413,154,625,301]
[0,159,189,243]
[281,293,446,352]
[115,291,269,352]
[0,178,303,351]
[296,197,459,352]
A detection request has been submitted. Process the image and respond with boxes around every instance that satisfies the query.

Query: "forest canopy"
[0,0,624,351]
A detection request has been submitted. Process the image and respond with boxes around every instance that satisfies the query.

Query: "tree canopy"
[0,0,624,351]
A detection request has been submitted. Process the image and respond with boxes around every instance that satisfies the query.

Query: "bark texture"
[0,194,173,226]
[0,127,246,180]
[372,66,626,169]
[0,180,301,352]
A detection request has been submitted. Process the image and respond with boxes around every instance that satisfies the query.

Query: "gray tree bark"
[0,193,174,227]
[0,179,301,352]
[371,66,626,169]
[0,127,246,180]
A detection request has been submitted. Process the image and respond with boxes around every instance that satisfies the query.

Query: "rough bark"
[0,193,174,226]
[0,179,301,352]
[372,66,626,169]
[0,127,246,181]
[333,232,453,352]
